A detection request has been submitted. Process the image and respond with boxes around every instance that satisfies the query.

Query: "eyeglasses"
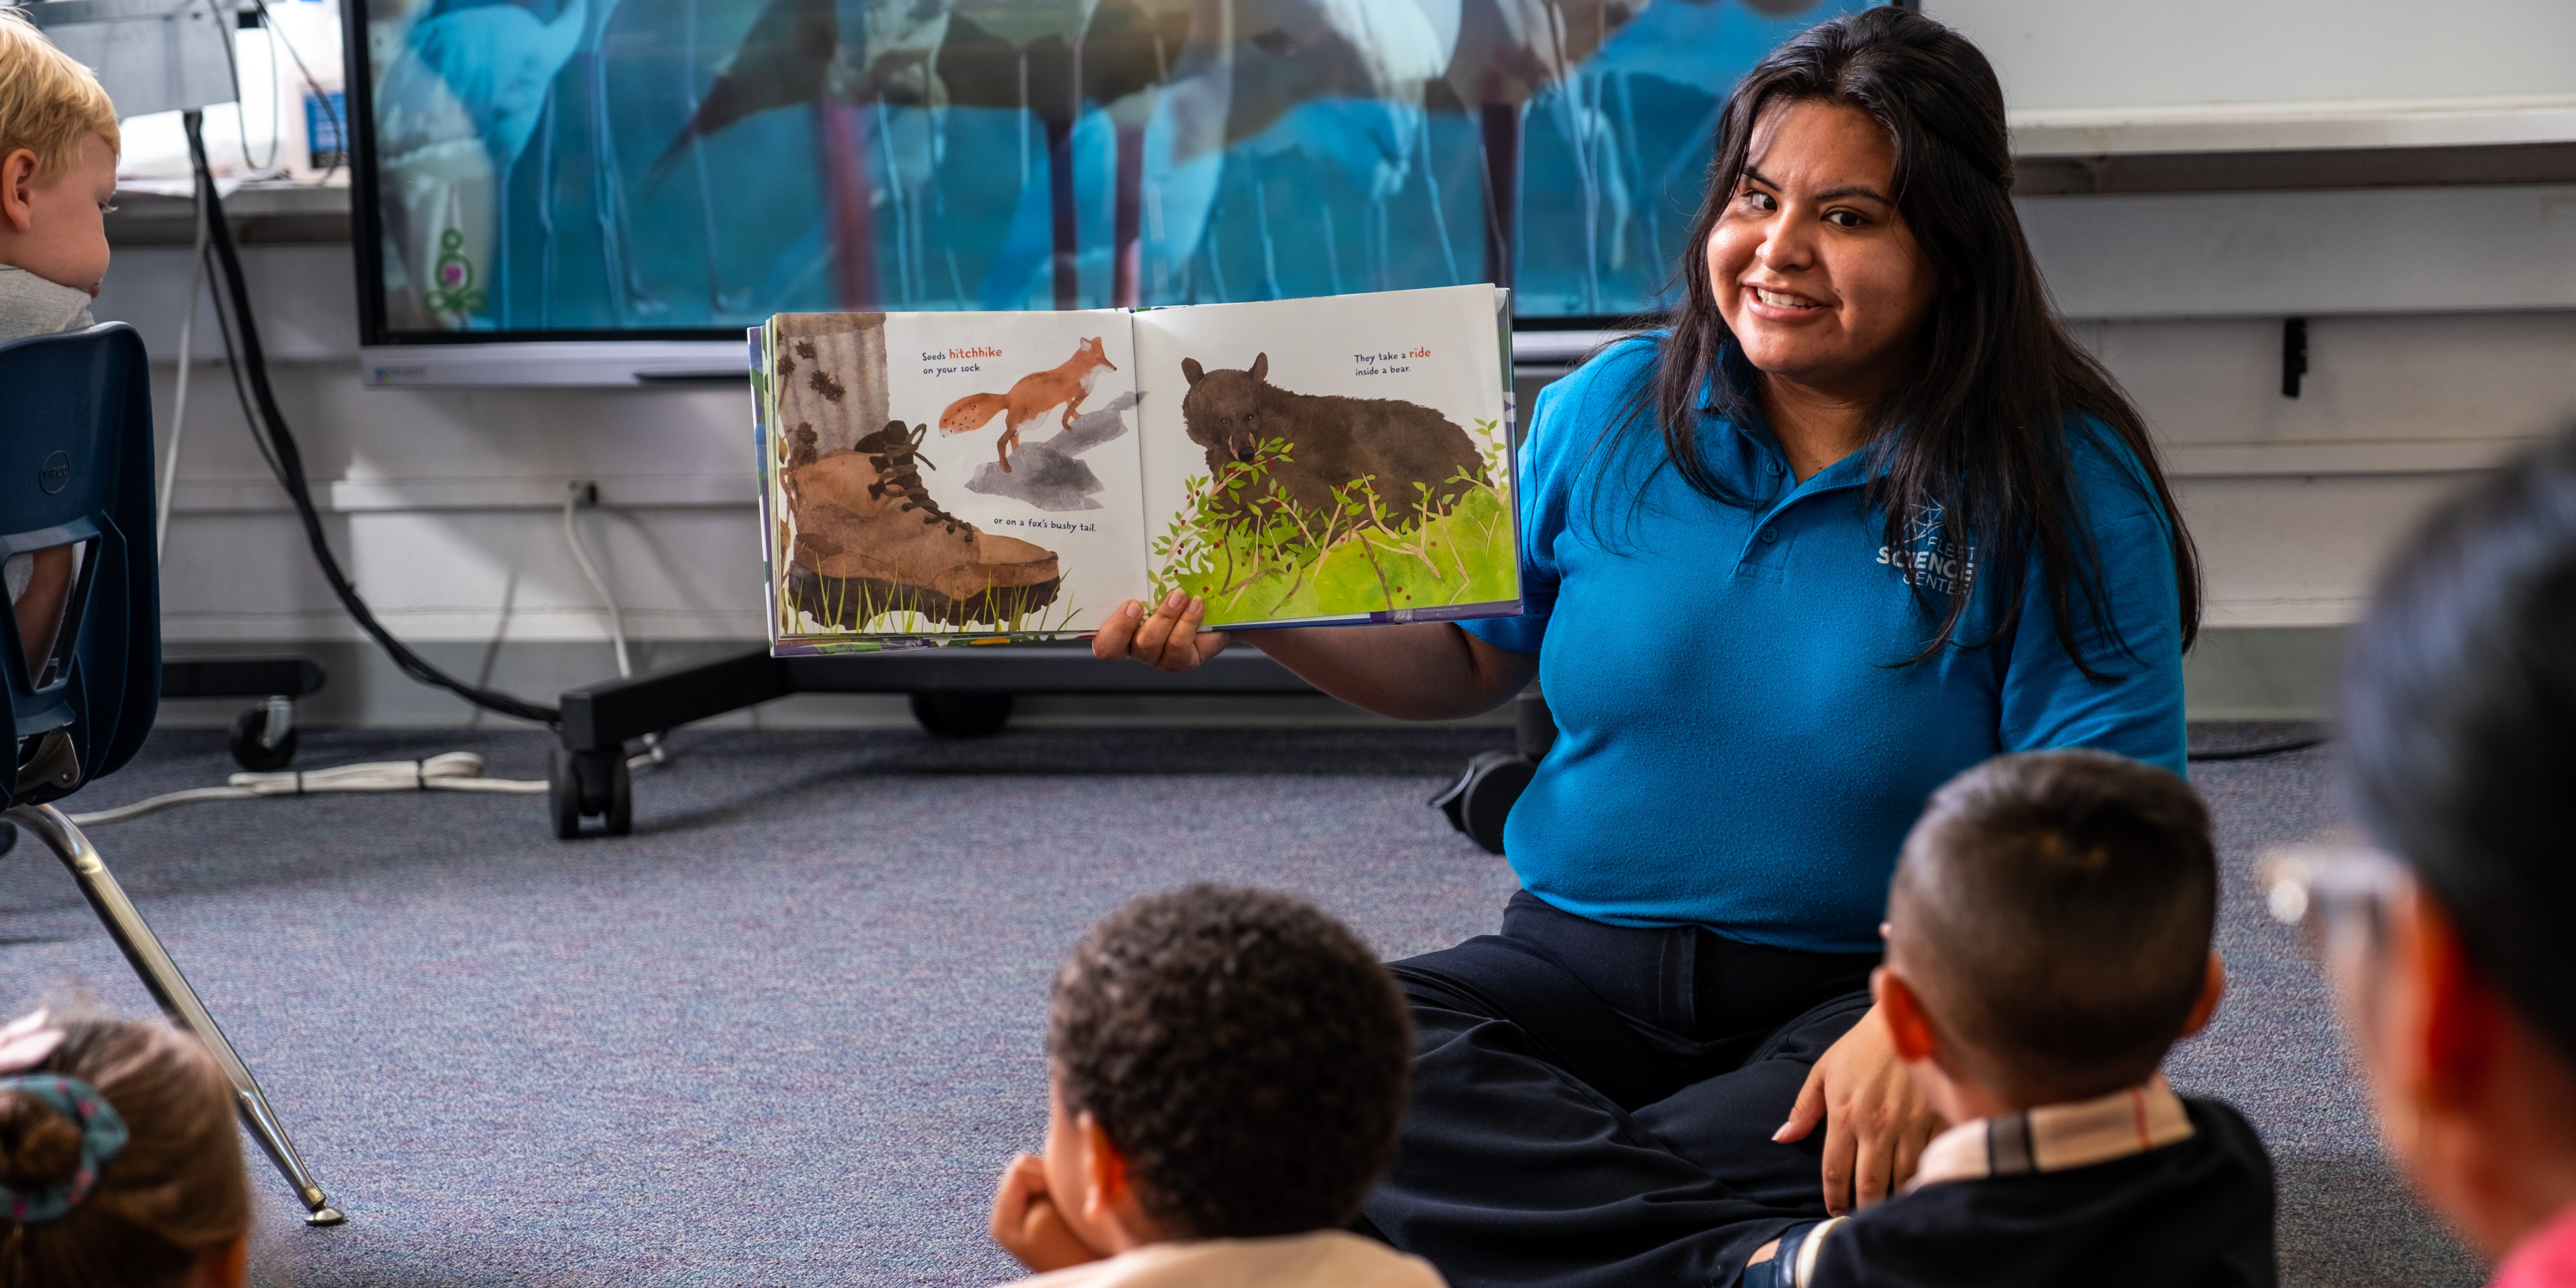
[2259,845,2412,963]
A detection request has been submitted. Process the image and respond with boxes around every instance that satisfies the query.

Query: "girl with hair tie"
[0,1010,252,1288]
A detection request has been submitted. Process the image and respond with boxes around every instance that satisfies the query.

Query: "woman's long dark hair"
[1637,7,2200,671]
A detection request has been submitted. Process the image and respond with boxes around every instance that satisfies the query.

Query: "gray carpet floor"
[0,722,2477,1287]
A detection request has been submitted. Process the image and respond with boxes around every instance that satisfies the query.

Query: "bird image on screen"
[350,0,1891,345]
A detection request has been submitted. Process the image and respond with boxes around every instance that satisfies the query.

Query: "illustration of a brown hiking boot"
[786,421,1061,629]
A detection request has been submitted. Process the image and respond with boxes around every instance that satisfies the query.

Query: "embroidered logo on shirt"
[1875,501,1975,597]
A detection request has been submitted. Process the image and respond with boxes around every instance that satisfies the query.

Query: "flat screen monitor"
[347,0,1889,383]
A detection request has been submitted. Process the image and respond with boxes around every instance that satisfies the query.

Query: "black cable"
[246,0,344,184]
[2187,736,2327,762]
[183,110,562,725]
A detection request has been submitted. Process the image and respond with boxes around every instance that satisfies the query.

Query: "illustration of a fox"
[937,337,1118,473]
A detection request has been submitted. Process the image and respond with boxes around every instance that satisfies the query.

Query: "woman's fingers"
[1097,591,1224,673]
[1169,595,1227,666]
[1819,1105,1858,1216]
[1131,590,1190,667]
[1852,1115,1895,1209]
[1774,1064,1828,1144]
[1784,1002,1934,1215]
[1093,593,1230,673]
[1089,600,1145,661]
[1892,1118,1929,1196]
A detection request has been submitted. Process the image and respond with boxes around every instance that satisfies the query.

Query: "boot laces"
[859,422,970,538]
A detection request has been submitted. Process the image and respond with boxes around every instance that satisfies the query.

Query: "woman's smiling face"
[1708,99,1938,397]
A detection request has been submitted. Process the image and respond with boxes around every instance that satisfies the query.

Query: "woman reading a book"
[1095,11,2197,1287]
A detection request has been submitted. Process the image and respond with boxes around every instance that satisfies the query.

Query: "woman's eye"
[1740,190,1775,212]
[1825,209,1865,228]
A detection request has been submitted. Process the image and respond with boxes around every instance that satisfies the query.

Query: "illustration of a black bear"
[1178,353,1486,533]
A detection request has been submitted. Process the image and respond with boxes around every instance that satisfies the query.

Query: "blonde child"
[0,5,116,337]
[0,6,121,676]
[0,1009,253,1287]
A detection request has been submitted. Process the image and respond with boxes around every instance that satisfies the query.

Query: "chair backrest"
[3,323,158,809]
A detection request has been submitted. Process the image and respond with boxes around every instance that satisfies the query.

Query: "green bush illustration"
[1151,418,1515,623]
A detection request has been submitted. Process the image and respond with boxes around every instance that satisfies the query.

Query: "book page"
[758,310,1146,649]
[1130,285,1517,628]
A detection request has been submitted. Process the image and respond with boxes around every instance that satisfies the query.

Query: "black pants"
[1363,891,1881,1288]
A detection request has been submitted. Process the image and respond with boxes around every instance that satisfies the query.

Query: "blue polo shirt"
[1463,337,2185,953]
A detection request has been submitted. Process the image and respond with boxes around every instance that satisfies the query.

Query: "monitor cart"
[544,641,1318,837]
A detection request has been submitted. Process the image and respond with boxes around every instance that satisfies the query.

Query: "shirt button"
[1760,527,1780,544]
[1767,461,1783,476]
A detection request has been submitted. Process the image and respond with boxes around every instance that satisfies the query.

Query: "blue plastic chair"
[2,323,344,1225]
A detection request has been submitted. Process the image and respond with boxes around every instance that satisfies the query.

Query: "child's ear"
[1875,966,1940,1063]
[2179,950,2227,1040]
[1,148,40,234]
[1076,1112,1130,1221]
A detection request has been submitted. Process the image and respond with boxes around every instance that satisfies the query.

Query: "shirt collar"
[1906,1076,2196,1192]
[1700,339,1889,493]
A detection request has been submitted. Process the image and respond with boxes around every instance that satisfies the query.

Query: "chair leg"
[6,804,347,1226]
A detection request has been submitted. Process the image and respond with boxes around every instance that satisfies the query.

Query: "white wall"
[1925,0,2576,109]
[98,163,2576,722]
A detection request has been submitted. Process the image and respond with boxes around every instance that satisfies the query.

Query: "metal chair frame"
[3,323,342,1225]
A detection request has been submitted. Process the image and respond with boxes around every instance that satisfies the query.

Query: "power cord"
[245,0,343,184]
[154,177,211,556]
[561,483,670,764]
[183,108,562,725]
[66,753,545,827]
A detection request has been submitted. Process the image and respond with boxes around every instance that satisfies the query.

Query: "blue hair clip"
[1,1074,129,1224]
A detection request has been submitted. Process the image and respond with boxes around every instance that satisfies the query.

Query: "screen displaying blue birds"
[356,0,1886,337]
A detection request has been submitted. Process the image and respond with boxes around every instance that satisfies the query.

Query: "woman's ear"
[2180,951,2227,1039]
[2,148,41,234]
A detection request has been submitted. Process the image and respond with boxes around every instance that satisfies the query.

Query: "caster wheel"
[1430,750,1535,855]
[910,691,1014,738]
[229,707,298,772]
[602,751,633,836]
[547,747,581,839]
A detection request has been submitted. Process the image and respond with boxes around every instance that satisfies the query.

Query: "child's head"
[0,1011,251,1288]
[1879,751,2224,1112]
[0,8,119,295]
[1044,884,1411,1246]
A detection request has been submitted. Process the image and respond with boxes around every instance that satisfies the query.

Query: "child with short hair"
[1747,750,2276,1288]
[0,5,119,337]
[0,7,122,676]
[0,1009,253,1287]
[987,884,1443,1287]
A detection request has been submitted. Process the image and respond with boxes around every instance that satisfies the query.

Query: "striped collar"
[1907,1077,2196,1191]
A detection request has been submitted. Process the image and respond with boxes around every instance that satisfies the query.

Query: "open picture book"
[751,284,1519,653]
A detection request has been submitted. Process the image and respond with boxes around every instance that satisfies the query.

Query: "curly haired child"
[988,884,1442,1287]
